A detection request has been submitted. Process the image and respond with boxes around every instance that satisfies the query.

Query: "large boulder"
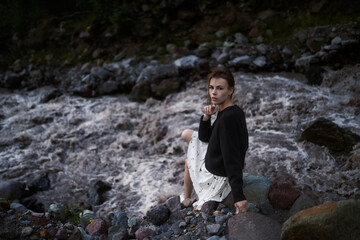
[300,118,360,155]
[227,212,282,240]
[268,176,300,209]
[281,199,360,240]
[243,173,272,206]
[0,180,26,200]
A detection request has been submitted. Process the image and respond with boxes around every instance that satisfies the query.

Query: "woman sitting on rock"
[181,67,249,214]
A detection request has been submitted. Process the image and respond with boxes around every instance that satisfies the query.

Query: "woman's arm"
[198,105,216,142]
[220,110,248,204]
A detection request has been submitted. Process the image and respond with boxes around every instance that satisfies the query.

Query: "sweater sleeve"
[219,111,248,202]
[198,115,212,142]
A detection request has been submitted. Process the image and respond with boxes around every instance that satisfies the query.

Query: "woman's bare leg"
[181,129,194,203]
[184,159,193,199]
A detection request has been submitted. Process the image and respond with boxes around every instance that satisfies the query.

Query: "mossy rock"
[300,118,360,155]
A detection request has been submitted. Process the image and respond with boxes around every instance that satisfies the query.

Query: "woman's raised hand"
[203,104,216,121]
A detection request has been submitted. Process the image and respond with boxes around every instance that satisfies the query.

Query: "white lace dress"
[186,131,232,209]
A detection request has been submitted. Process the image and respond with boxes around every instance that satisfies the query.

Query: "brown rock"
[227,212,282,240]
[269,176,300,209]
[85,219,108,235]
[281,199,360,240]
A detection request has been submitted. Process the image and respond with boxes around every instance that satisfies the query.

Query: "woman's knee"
[181,129,194,143]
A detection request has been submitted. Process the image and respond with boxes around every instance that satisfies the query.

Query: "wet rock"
[228,55,252,68]
[0,180,26,200]
[152,77,185,100]
[165,195,181,213]
[98,80,120,95]
[146,205,170,226]
[201,201,219,216]
[295,55,319,72]
[259,199,275,215]
[85,219,107,235]
[300,118,360,154]
[48,203,65,221]
[248,202,260,213]
[269,176,300,209]
[3,72,24,89]
[227,212,282,240]
[234,33,248,45]
[130,81,152,102]
[174,55,200,74]
[135,227,155,240]
[87,180,112,206]
[305,65,324,85]
[252,56,266,68]
[108,225,129,240]
[112,210,128,226]
[214,213,229,225]
[91,66,110,80]
[10,202,28,212]
[289,194,316,216]
[28,172,51,194]
[55,228,69,240]
[243,173,272,206]
[281,199,360,240]
[21,226,33,237]
[206,223,221,235]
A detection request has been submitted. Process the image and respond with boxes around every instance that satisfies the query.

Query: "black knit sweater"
[198,105,249,202]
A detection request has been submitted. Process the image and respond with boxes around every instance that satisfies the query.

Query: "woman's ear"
[229,87,234,96]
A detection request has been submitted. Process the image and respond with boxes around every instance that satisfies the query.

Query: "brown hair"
[207,67,235,102]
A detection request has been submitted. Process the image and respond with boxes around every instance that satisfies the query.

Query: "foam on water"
[0,69,359,218]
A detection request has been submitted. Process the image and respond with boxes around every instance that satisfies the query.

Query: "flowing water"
[0,66,359,219]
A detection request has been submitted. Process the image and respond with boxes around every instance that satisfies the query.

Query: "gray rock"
[216,53,229,64]
[108,225,129,240]
[259,199,275,215]
[90,67,111,80]
[215,213,229,225]
[146,205,170,226]
[294,55,319,72]
[21,227,33,237]
[256,44,268,55]
[135,227,155,240]
[243,173,272,206]
[248,202,260,213]
[228,55,252,67]
[253,56,266,68]
[227,212,282,240]
[174,55,200,71]
[289,194,316,216]
[331,36,342,45]
[206,223,221,235]
[48,203,65,221]
[165,196,181,213]
[112,210,128,226]
[10,203,28,212]
[234,33,248,45]
[0,180,26,200]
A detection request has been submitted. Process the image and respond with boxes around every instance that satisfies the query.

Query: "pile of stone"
[1,172,359,240]
[1,22,359,102]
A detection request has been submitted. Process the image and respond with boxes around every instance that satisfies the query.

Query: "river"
[0,66,359,219]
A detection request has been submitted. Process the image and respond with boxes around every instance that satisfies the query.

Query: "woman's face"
[208,77,234,106]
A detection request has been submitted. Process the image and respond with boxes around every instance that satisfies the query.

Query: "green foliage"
[64,204,84,226]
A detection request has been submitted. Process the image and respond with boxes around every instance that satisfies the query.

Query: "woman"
[181,67,249,214]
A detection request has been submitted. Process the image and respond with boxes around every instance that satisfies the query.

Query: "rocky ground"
[1,1,360,239]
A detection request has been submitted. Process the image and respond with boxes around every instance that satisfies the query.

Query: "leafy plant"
[64,204,84,226]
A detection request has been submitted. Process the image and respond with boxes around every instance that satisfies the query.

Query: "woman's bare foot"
[182,198,196,208]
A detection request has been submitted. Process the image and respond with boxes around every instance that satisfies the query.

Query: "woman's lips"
[211,98,217,101]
